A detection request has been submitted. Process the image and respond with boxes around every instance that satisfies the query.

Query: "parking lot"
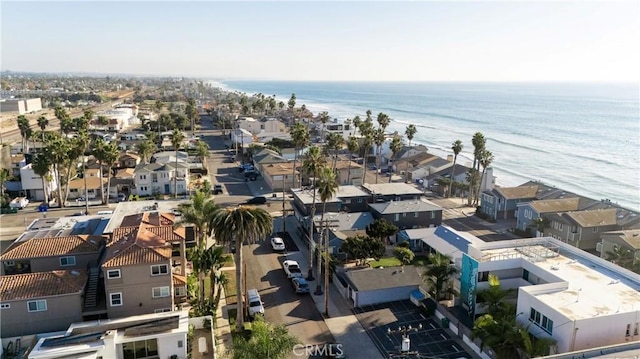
[353,300,472,358]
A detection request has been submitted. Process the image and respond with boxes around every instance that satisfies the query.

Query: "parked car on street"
[239,164,254,172]
[271,237,286,251]
[291,277,310,294]
[246,289,265,318]
[246,196,267,205]
[282,260,303,278]
[213,184,224,194]
[244,170,259,181]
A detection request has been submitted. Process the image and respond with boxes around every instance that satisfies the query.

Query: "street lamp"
[387,324,422,354]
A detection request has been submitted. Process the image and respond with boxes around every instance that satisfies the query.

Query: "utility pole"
[82,155,89,215]
[282,175,286,233]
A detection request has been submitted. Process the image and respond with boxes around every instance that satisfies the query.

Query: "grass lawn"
[227,308,253,334]
[222,271,238,305]
[369,257,401,268]
[222,254,235,267]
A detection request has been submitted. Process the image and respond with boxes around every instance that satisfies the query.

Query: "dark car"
[213,184,224,194]
[244,170,259,181]
[246,196,267,205]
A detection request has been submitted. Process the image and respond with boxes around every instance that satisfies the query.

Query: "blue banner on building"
[460,253,479,319]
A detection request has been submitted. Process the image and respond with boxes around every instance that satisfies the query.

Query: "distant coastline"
[209,80,640,210]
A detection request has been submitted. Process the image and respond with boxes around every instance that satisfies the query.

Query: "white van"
[246,289,264,318]
[97,210,113,215]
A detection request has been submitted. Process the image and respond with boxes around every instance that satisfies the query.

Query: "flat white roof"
[293,185,369,205]
[480,241,640,321]
[104,200,188,233]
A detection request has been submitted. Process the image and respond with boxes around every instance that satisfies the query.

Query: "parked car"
[75,197,87,203]
[213,184,224,194]
[239,164,254,172]
[117,193,126,202]
[9,197,29,209]
[246,288,265,318]
[244,170,259,181]
[291,277,310,294]
[246,196,267,205]
[271,237,286,251]
[282,260,303,278]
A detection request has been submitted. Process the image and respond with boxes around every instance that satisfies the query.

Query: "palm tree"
[45,134,69,206]
[423,253,458,301]
[358,119,375,183]
[101,141,120,205]
[466,168,480,206]
[32,153,52,204]
[325,132,344,171]
[373,128,385,184]
[16,115,30,153]
[318,111,331,141]
[290,122,309,188]
[288,93,296,118]
[352,116,362,135]
[316,167,339,316]
[37,116,49,144]
[606,245,634,267]
[475,149,494,206]
[171,130,185,198]
[195,140,210,170]
[388,134,402,183]
[475,274,515,319]
[448,140,463,198]
[472,132,486,171]
[302,146,326,281]
[210,206,273,331]
[404,124,418,182]
[175,190,219,247]
[154,100,164,139]
[346,136,359,185]
[135,140,156,164]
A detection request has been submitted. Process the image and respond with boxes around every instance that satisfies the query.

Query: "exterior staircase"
[84,267,100,309]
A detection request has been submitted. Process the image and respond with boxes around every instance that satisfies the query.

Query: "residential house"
[252,148,289,174]
[262,162,299,192]
[107,118,123,132]
[425,163,474,197]
[10,155,26,177]
[516,197,595,234]
[134,162,189,196]
[333,159,364,186]
[66,175,107,201]
[26,311,197,359]
[238,116,286,135]
[361,182,424,203]
[392,145,429,163]
[598,229,640,262]
[313,212,375,256]
[292,185,370,218]
[119,152,141,168]
[101,212,187,318]
[0,270,88,337]
[544,208,622,251]
[109,168,135,200]
[481,181,581,220]
[391,152,438,179]
[324,121,354,141]
[230,128,253,148]
[338,266,423,307]
[1,234,105,275]
[368,198,443,230]
[19,163,58,202]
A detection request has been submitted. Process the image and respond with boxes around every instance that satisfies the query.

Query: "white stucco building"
[237,116,285,135]
[19,163,58,202]
[0,98,42,114]
[417,226,640,355]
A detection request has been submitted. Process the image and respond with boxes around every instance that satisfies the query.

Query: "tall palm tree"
[388,134,403,183]
[32,153,52,203]
[195,140,210,171]
[16,115,30,153]
[475,274,515,319]
[403,124,418,182]
[472,132,486,171]
[358,119,375,183]
[318,111,331,141]
[475,149,494,206]
[171,129,185,198]
[210,206,273,332]
[302,146,326,281]
[175,190,219,247]
[46,134,69,206]
[423,253,458,301]
[346,136,359,185]
[316,167,339,316]
[448,140,463,198]
[325,132,344,171]
[101,141,120,205]
[37,116,49,144]
[352,116,362,135]
[290,122,309,188]
[466,168,480,206]
[154,100,164,139]
[135,140,156,164]
[373,128,385,184]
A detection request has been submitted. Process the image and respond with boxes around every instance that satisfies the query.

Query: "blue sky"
[2,1,639,81]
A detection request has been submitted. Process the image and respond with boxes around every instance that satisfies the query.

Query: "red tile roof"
[0,270,87,301]
[0,235,105,260]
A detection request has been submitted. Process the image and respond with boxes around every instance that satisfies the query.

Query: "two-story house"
[481,185,541,220]
[333,159,364,186]
[313,211,375,256]
[101,212,187,318]
[1,234,105,275]
[361,182,424,203]
[119,152,141,168]
[19,162,59,202]
[134,162,189,196]
[67,170,107,201]
[262,162,299,192]
[598,229,640,263]
[425,163,474,197]
[516,197,594,234]
[368,198,443,230]
[0,270,88,337]
[544,208,620,251]
[292,185,370,218]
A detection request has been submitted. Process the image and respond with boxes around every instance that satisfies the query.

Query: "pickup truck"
[282,260,303,278]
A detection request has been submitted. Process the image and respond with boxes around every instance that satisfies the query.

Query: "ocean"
[211,80,640,210]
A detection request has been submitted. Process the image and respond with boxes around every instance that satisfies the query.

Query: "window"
[414,212,419,218]
[175,286,187,297]
[139,174,146,180]
[357,198,363,203]
[152,286,170,298]
[27,300,47,312]
[151,264,168,276]
[430,211,436,219]
[59,256,76,266]
[110,292,123,306]
[178,340,184,348]
[593,227,599,233]
[1,303,10,309]
[626,324,631,337]
[122,339,158,359]
[107,269,121,279]
[343,199,351,204]
[394,213,400,222]
[558,223,563,230]
[530,307,553,334]
[5,261,14,267]
[634,323,639,336]
[523,269,530,281]
[402,212,407,217]
[154,308,171,313]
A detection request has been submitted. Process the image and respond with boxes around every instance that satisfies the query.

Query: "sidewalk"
[276,216,382,359]
[213,266,236,358]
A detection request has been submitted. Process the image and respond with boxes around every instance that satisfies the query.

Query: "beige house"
[0,270,87,337]
[545,208,620,251]
[101,212,187,318]
[67,176,108,200]
[119,152,141,168]
[333,159,364,186]
[262,162,299,192]
[1,235,105,275]
[599,229,640,263]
